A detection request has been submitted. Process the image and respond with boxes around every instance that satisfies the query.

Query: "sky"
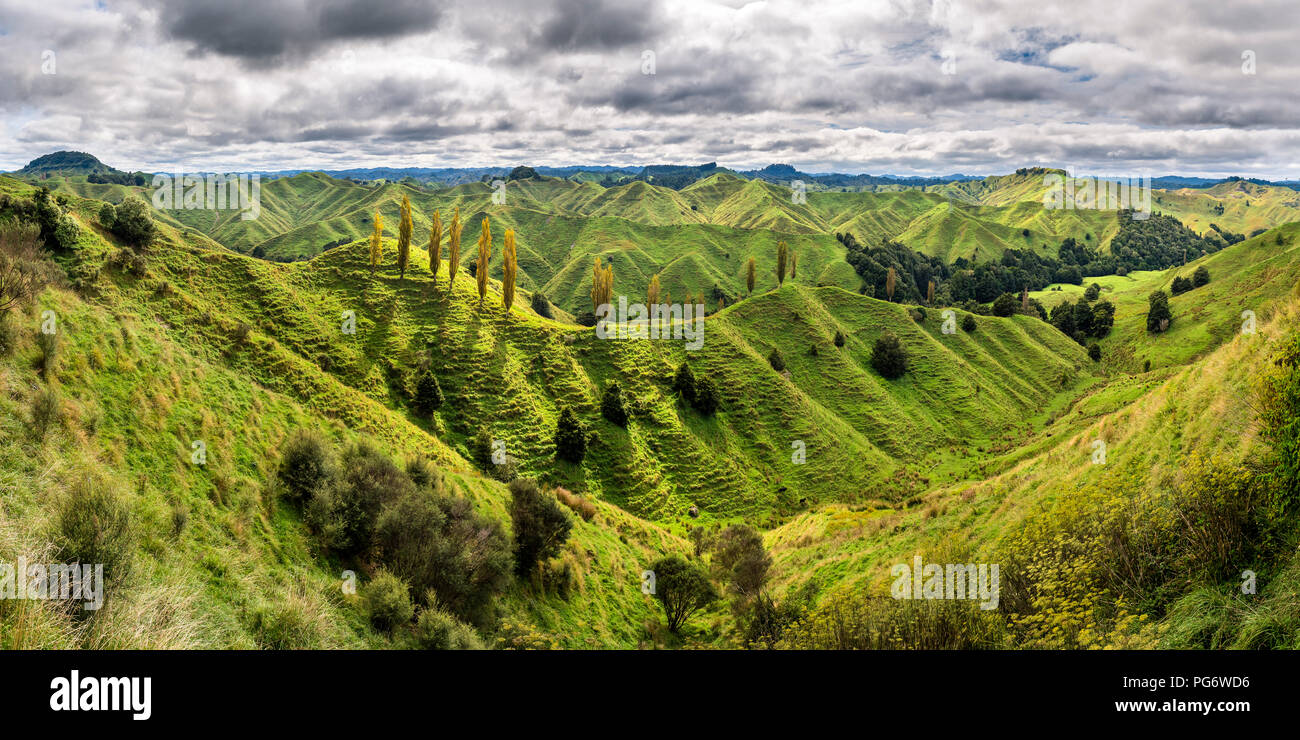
[2,0,1298,177]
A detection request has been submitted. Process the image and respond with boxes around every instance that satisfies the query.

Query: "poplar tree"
[475,217,491,306]
[790,250,798,279]
[397,195,412,280]
[428,210,443,283]
[776,240,788,287]
[589,258,613,312]
[369,210,384,277]
[647,273,661,306]
[746,257,756,296]
[502,228,517,311]
[447,207,463,289]
[886,267,897,301]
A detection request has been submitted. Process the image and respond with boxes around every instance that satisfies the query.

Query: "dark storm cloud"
[157,0,442,64]
[536,0,662,50]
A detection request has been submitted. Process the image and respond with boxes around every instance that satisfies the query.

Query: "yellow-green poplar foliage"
[886,267,897,301]
[476,217,491,306]
[746,257,756,296]
[647,273,661,306]
[776,240,788,286]
[502,229,517,311]
[397,195,412,280]
[590,258,613,312]
[428,210,443,282]
[448,207,462,288]
[369,210,384,276]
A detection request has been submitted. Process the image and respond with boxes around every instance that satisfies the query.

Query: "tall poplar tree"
[428,210,443,283]
[502,229,517,311]
[776,240,788,287]
[475,217,492,306]
[447,207,462,289]
[368,210,384,277]
[397,195,412,280]
[746,257,756,296]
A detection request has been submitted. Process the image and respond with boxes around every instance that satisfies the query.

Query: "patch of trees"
[86,171,147,186]
[277,433,512,635]
[840,233,948,303]
[1049,290,1115,345]
[673,362,720,416]
[1146,290,1172,332]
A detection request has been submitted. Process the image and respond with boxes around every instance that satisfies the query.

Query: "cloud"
[0,0,1298,178]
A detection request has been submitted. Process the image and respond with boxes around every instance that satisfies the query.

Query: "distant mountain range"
[9,150,1298,191]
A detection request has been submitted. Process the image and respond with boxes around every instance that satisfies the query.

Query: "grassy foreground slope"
[0,176,687,649]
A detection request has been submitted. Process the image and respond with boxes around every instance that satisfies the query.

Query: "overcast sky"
[2,0,1298,177]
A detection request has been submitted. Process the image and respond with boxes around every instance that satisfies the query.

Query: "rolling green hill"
[5,167,1300,650]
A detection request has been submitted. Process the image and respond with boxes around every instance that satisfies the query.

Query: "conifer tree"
[502,229,517,311]
[475,217,491,306]
[428,210,443,283]
[776,240,788,287]
[790,250,798,279]
[397,195,412,280]
[368,210,384,277]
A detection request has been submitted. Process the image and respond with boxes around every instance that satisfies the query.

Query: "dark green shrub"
[530,291,554,319]
[673,362,696,405]
[870,331,908,379]
[509,478,573,577]
[834,330,846,347]
[277,430,334,502]
[1146,290,1172,333]
[553,406,586,464]
[415,604,484,650]
[412,370,443,415]
[1193,265,1210,287]
[961,314,977,332]
[362,570,414,632]
[992,293,1017,316]
[694,374,720,416]
[768,347,786,372]
[310,441,413,554]
[649,555,717,633]
[1088,342,1101,362]
[600,381,628,427]
[109,196,155,248]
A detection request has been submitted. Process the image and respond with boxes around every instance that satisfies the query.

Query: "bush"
[412,370,443,415]
[1171,275,1192,295]
[415,604,484,650]
[833,330,846,347]
[277,430,334,503]
[870,331,908,379]
[961,314,977,332]
[374,487,512,629]
[362,570,414,632]
[992,293,1017,317]
[1088,342,1101,362]
[1146,290,1172,333]
[1193,265,1210,288]
[1084,283,1101,301]
[693,375,720,416]
[98,203,116,228]
[30,387,62,438]
[110,196,155,248]
[530,291,554,319]
[673,362,696,405]
[649,556,717,633]
[310,441,413,554]
[768,347,786,372]
[509,478,573,576]
[553,406,587,464]
[600,381,629,427]
[0,314,16,358]
[711,524,771,599]
[54,475,135,588]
